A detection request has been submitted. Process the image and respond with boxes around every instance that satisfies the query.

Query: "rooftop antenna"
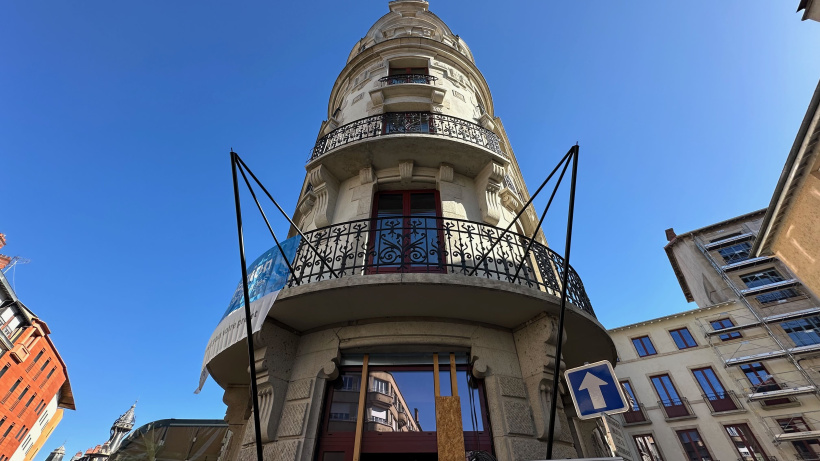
[2,256,31,274]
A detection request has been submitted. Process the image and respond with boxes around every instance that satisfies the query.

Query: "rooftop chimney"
[665,228,677,242]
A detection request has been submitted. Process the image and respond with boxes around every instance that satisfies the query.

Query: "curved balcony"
[379,74,438,85]
[285,215,594,317]
[307,113,505,181]
[269,216,611,368]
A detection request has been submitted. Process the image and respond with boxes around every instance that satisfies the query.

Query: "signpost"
[565,360,628,419]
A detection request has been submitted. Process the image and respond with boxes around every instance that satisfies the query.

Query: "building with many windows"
[0,266,74,461]
[204,1,613,460]
[611,209,820,461]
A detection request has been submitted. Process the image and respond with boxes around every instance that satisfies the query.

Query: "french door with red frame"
[315,361,493,461]
[368,190,445,274]
[650,374,690,418]
[724,423,770,461]
[692,367,738,412]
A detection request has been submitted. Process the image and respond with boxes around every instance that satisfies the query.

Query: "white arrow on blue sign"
[565,360,628,420]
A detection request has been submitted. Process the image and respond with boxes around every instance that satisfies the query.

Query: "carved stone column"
[222,385,251,461]
[514,314,577,458]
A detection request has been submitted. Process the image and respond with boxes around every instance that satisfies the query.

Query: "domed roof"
[348,0,474,63]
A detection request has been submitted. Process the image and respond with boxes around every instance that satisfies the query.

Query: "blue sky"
[1,1,818,458]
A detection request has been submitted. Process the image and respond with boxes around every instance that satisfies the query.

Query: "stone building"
[610,208,820,461]
[752,79,820,296]
[206,1,614,460]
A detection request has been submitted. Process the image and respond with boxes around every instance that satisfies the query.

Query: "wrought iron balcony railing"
[702,390,744,414]
[285,216,595,318]
[309,112,503,162]
[379,74,438,85]
[657,397,695,420]
[621,403,651,425]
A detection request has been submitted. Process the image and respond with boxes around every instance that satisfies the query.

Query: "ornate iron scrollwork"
[287,216,595,318]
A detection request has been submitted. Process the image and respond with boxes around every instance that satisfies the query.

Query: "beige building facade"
[753,79,820,297]
[206,2,614,460]
[611,209,820,461]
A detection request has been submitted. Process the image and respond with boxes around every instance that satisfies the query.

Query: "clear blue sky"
[1,1,818,458]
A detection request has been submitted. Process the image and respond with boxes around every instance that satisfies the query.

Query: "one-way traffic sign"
[565,360,628,419]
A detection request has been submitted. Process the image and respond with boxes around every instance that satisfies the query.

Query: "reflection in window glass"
[633,434,663,460]
[328,373,361,432]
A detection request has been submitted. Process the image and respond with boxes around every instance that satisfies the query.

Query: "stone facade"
[210,2,613,460]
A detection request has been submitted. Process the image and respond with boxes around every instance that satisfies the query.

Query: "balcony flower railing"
[309,112,503,162]
[285,215,595,318]
[379,74,438,85]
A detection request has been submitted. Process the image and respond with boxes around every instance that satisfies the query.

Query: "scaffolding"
[689,228,820,434]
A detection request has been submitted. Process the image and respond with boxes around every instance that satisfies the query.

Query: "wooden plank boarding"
[352,354,369,461]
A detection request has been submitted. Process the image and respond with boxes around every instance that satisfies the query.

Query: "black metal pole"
[230,151,265,461]
[546,145,579,459]
[510,155,571,284]
[468,147,574,277]
[234,154,340,279]
[235,160,300,285]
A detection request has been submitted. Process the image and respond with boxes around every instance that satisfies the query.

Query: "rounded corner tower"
[209,2,615,459]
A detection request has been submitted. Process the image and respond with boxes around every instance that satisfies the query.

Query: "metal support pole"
[546,145,579,459]
[230,151,265,461]
[234,154,340,279]
[468,147,574,277]
[510,155,571,284]
[235,161,300,284]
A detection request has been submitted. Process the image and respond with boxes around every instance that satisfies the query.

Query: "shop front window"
[317,354,491,460]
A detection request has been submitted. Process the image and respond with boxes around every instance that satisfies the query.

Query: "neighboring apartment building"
[752,79,820,296]
[203,1,613,460]
[0,269,75,461]
[611,209,820,461]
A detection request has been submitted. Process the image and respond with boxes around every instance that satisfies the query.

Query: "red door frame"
[692,366,737,412]
[315,364,493,461]
[367,190,446,274]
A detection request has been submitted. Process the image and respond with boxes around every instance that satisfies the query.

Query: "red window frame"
[724,423,769,461]
[650,374,689,418]
[676,428,713,461]
[368,190,445,274]
[631,335,657,357]
[777,417,820,459]
[669,327,697,349]
[692,366,737,412]
[316,363,493,461]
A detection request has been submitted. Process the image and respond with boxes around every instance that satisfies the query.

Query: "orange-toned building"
[0,241,74,461]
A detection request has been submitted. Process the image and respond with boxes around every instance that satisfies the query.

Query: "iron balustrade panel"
[309,112,504,161]
[286,216,595,318]
[378,74,438,85]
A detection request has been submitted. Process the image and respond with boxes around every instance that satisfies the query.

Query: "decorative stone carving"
[277,402,309,438]
[285,379,313,401]
[222,385,251,460]
[498,375,527,399]
[503,400,535,436]
[360,166,375,185]
[297,191,316,216]
[399,160,414,184]
[475,161,505,225]
[431,87,446,104]
[437,163,454,183]
[252,323,299,443]
[308,165,339,228]
[263,440,302,461]
[479,113,496,131]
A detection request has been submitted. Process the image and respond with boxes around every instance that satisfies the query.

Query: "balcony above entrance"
[307,112,507,181]
[266,216,612,368]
